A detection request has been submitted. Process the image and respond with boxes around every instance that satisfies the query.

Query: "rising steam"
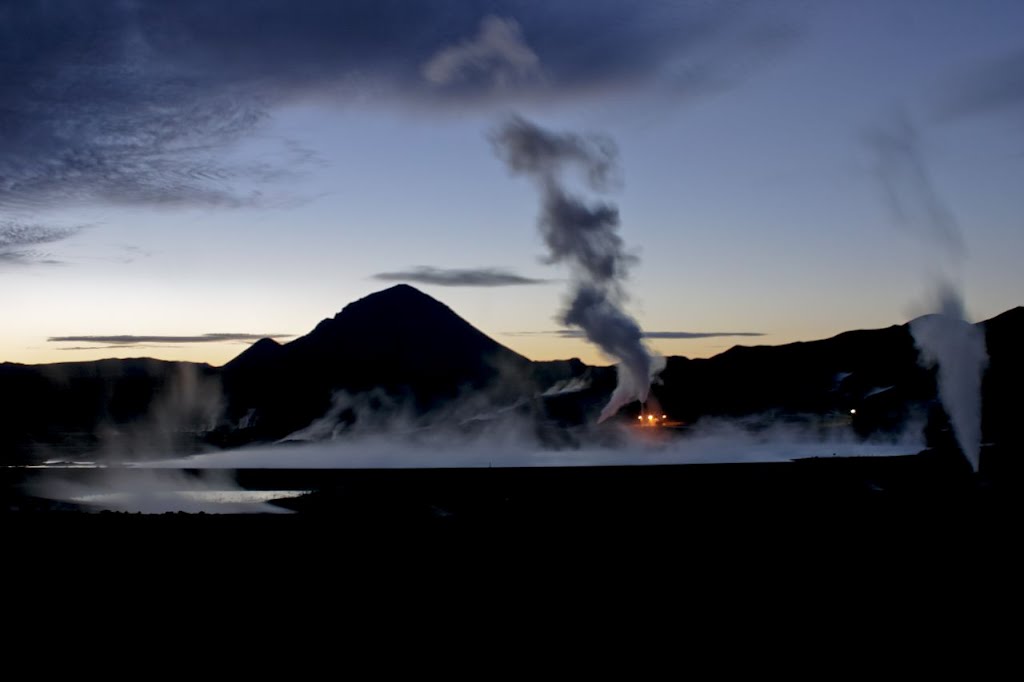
[30,364,281,513]
[868,112,989,469]
[910,287,988,471]
[491,116,661,421]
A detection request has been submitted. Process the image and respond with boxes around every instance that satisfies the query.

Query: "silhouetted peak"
[285,285,527,367]
[334,284,447,319]
[377,283,423,297]
[251,337,283,351]
[905,312,949,328]
[223,337,283,370]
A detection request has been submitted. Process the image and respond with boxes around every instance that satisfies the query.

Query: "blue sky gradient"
[2,1,1021,366]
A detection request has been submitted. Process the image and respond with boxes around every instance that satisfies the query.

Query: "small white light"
[850,409,857,415]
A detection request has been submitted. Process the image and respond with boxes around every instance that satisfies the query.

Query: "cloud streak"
[0,221,82,265]
[865,112,964,259]
[0,252,65,266]
[372,266,549,287]
[48,333,292,346]
[508,330,764,339]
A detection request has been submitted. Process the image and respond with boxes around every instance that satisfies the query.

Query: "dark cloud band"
[0,1,794,214]
[372,266,548,287]
[0,222,82,265]
[48,333,291,345]
[507,330,764,339]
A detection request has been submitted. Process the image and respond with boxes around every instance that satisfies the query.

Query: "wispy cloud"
[111,245,154,264]
[423,15,542,89]
[865,111,963,258]
[0,2,796,215]
[638,331,764,339]
[507,330,764,339]
[48,333,291,345]
[0,251,66,266]
[0,221,82,265]
[53,345,178,352]
[372,266,550,287]
[937,47,1024,121]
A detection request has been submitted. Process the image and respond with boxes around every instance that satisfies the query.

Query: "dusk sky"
[2,0,1022,367]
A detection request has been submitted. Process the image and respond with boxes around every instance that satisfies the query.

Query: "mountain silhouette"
[220,284,533,440]
[651,306,1024,453]
[653,322,927,423]
[978,306,1024,450]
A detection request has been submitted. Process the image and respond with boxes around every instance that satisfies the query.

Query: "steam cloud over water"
[491,116,661,421]
[152,413,924,471]
[34,420,924,513]
[31,381,926,513]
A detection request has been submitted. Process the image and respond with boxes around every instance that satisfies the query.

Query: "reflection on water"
[21,466,308,514]
[69,489,310,508]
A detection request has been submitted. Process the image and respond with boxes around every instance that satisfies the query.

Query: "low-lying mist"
[150,389,925,470]
[31,371,926,513]
[152,420,924,471]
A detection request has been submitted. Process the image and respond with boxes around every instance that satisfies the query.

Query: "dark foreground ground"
[2,447,1020,648]
[4,445,1019,555]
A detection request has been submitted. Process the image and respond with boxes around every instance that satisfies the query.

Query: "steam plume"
[910,286,988,471]
[422,15,542,88]
[866,112,963,259]
[491,115,660,421]
[868,112,988,469]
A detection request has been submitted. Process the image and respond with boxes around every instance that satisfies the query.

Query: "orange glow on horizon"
[1,341,249,367]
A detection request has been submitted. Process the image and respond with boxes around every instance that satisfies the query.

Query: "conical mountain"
[284,284,528,386]
[221,285,531,439]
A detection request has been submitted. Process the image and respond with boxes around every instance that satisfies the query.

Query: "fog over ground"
[149,408,925,471]
[38,419,923,513]
[29,368,927,512]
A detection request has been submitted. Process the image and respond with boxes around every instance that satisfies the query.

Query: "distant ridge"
[1,287,1022,461]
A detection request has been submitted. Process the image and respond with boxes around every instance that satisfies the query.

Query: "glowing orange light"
[636,411,675,427]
